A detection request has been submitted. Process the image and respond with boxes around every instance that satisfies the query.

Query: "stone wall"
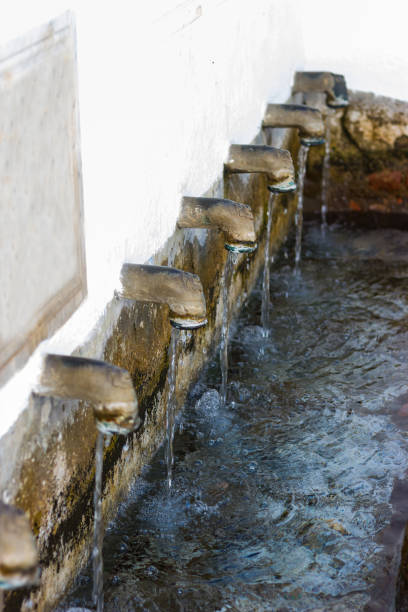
[304,91,408,223]
[2,130,298,611]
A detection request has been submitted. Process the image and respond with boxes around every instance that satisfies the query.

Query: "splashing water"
[321,115,332,227]
[294,144,309,267]
[165,327,180,490]
[92,431,105,612]
[261,193,275,333]
[220,251,238,407]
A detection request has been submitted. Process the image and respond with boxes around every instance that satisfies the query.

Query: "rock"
[344,91,408,153]
[349,199,362,211]
[325,519,349,535]
[368,169,403,193]
[369,203,388,213]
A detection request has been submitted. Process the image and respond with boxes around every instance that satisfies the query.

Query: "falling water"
[321,115,331,227]
[294,144,309,266]
[261,193,275,332]
[165,327,180,490]
[220,251,238,407]
[92,431,105,612]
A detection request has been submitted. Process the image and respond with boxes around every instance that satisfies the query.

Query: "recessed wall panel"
[0,14,86,385]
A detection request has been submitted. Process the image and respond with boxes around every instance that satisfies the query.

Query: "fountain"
[38,354,140,612]
[262,104,325,294]
[178,196,257,254]
[262,103,325,147]
[292,71,349,109]
[292,72,349,225]
[224,144,297,332]
[119,263,207,488]
[177,196,257,406]
[0,502,39,612]
[225,144,296,193]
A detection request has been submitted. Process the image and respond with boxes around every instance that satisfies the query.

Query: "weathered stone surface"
[344,91,408,153]
[304,90,408,218]
[367,169,403,192]
[1,129,297,612]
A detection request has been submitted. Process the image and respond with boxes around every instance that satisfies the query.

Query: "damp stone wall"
[2,126,298,611]
[0,4,304,608]
[301,90,408,224]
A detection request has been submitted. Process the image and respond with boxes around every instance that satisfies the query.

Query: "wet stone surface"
[343,91,408,154]
[60,222,408,611]
[304,91,408,217]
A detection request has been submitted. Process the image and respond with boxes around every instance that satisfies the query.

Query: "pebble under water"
[62,221,408,611]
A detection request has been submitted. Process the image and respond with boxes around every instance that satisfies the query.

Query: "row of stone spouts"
[0,71,348,612]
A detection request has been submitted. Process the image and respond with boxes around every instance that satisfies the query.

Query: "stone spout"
[225,144,296,193]
[292,71,349,108]
[263,103,325,146]
[38,355,140,435]
[0,502,39,590]
[178,196,257,253]
[120,264,207,330]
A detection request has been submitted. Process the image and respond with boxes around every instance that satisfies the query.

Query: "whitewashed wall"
[0,1,304,438]
[298,0,408,101]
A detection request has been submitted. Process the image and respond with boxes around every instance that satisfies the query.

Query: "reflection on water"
[62,223,408,611]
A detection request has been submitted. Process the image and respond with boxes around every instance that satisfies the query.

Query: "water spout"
[39,354,140,435]
[120,264,207,330]
[119,263,207,489]
[177,198,255,407]
[292,71,349,108]
[38,354,140,612]
[289,75,341,227]
[225,145,296,193]
[224,144,296,330]
[178,196,257,253]
[263,103,325,147]
[260,104,323,320]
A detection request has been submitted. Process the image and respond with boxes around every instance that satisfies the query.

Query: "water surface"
[63,222,408,611]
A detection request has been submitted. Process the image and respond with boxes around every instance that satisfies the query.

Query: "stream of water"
[61,221,408,611]
[220,251,238,408]
[165,328,181,491]
[92,431,105,612]
[294,144,309,267]
[261,193,275,333]
[321,115,332,227]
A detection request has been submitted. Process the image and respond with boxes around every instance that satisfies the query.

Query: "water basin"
[61,221,408,611]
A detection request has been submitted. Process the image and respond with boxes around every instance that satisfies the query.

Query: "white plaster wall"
[0,1,304,439]
[298,0,408,102]
[2,0,408,441]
